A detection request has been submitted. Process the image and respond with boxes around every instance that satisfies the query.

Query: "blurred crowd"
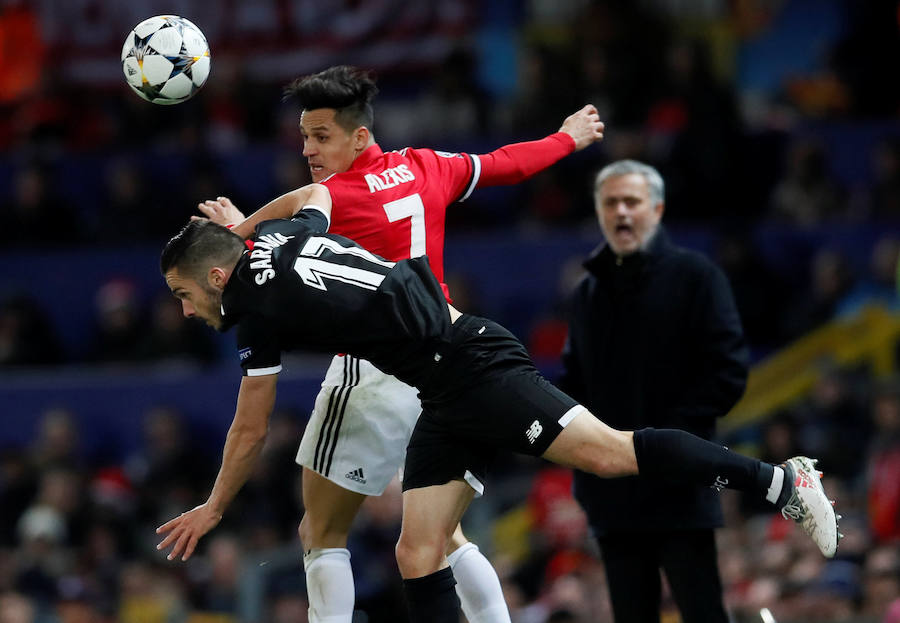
[0,369,899,622]
[2,0,900,621]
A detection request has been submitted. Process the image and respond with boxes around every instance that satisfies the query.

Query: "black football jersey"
[220,209,452,389]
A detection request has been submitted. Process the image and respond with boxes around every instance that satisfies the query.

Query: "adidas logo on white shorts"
[345,468,366,484]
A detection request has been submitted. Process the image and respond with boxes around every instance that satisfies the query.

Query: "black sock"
[403,567,460,623]
[633,428,771,497]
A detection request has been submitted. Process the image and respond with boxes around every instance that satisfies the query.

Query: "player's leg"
[446,525,511,623]
[299,469,367,548]
[542,411,839,557]
[296,356,423,623]
[397,480,475,623]
[660,530,729,623]
[299,468,367,623]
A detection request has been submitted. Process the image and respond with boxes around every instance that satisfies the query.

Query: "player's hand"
[197,196,246,227]
[560,104,605,151]
[155,503,222,562]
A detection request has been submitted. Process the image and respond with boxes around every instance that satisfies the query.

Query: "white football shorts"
[296,354,422,495]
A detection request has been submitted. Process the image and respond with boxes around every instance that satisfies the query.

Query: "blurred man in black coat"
[559,160,748,622]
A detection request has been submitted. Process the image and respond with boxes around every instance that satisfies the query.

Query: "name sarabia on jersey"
[250,233,295,285]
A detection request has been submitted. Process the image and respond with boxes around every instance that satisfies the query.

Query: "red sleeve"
[475,132,576,187]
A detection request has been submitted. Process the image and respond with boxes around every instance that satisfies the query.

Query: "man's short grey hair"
[594,160,665,206]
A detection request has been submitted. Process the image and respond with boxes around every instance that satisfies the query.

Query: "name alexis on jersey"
[364,164,415,193]
[249,232,294,285]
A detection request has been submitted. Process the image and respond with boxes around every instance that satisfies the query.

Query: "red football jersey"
[322,145,476,298]
[322,134,575,299]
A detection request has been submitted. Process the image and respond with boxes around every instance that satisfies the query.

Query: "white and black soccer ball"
[121,15,210,105]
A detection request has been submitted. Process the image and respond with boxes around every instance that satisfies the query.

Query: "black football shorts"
[402,315,584,494]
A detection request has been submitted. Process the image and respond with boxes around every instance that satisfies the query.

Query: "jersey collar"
[219,253,248,332]
[348,144,384,171]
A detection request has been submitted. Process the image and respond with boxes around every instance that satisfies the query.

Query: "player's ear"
[354,125,370,150]
[208,267,228,289]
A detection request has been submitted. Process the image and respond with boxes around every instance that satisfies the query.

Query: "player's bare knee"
[395,535,421,574]
[396,533,445,577]
[298,511,347,549]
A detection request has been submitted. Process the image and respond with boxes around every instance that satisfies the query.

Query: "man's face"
[165,267,225,331]
[299,108,361,182]
[595,173,664,256]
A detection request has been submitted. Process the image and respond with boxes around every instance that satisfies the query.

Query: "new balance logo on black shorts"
[526,420,543,444]
[345,468,366,484]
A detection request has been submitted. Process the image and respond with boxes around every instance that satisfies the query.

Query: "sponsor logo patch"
[345,468,366,484]
[525,420,543,444]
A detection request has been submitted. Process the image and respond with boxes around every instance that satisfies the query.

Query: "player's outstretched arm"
[224,184,331,239]
[475,104,604,187]
[155,374,278,561]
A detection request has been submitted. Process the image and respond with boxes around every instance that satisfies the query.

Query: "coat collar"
[584,226,672,276]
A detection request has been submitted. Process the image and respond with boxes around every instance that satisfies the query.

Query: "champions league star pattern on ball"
[121,15,210,105]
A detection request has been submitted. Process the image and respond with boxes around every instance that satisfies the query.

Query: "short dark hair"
[283,65,378,133]
[160,220,245,282]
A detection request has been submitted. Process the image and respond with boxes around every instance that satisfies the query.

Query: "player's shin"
[632,428,777,498]
[403,567,461,623]
[303,548,355,623]
[448,542,512,623]
[633,428,841,557]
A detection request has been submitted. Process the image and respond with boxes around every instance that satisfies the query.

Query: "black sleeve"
[558,285,588,404]
[253,208,330,241]
[235,313,282,377]
[670,262,749,419]
[290,207,329,232]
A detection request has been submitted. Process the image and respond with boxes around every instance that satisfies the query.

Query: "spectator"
[789,362,870,480]
[124,406,213,528]
[867,138,900,220]
[189,534,242,614]
[3,165,79,247]
[650,37,745,221]
[90,279,144,364]
[413,47,491,144]
[0,591,35,623]
[861,545,900,620]
[135,293,218,365]
[770,139,845,226]
[866,379,900,543]
[715,233,788,353]
[0,448,36,547]
[836,235,900,318]
[29,409,82,473]
[781,248,855,341]
[0,294,63,366]
[559,160,748,622]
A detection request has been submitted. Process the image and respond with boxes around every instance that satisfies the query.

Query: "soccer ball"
[121,15,210,105]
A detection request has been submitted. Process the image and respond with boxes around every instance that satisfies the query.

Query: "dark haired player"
[197,64,604,623]
[158,187,839,623]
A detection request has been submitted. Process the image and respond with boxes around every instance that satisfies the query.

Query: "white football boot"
[780,456,842,557]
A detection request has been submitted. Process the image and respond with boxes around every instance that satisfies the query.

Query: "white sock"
[766,466,786,504]
[303,548,354,623]
[447,542,511,623]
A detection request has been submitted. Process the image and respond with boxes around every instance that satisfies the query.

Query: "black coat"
[559,227,748,535]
